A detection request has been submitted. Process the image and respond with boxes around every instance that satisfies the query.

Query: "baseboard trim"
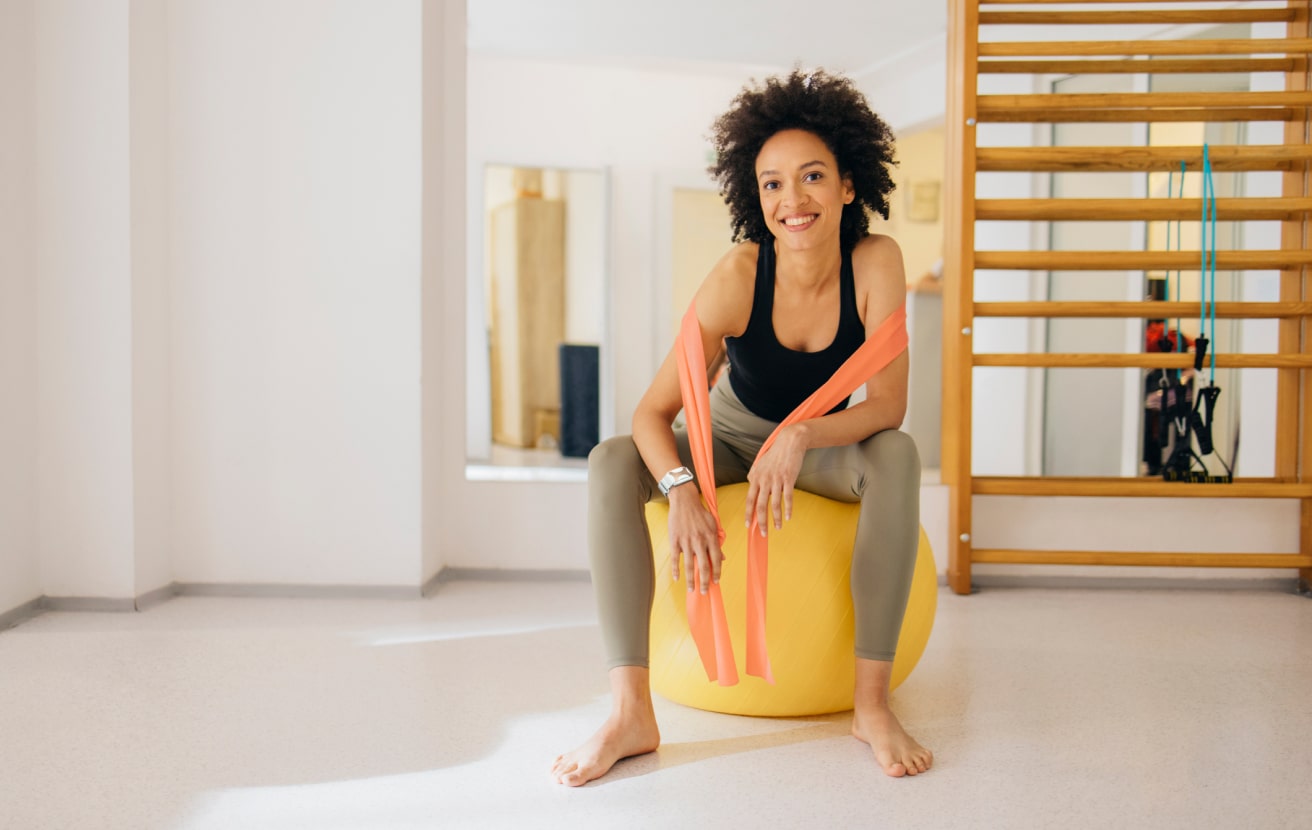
[970,574,1302,593]
[0,597,44,632]
[42,596,137,613]
[135,583,178,611]
[421,569,443,597]
[173,582,421,600]
[431,566,592,586]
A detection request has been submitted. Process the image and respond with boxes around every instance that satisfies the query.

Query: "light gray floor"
[1,580,1310,830]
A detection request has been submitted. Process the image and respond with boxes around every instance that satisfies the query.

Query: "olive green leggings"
[587,377,921,670]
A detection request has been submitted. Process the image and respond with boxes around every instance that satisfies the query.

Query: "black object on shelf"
[559,344,599,458]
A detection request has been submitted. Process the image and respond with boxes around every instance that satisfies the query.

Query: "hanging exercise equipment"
[1160,145,1232,484]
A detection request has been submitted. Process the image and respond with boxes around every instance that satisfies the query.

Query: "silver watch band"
[658,466,696,496]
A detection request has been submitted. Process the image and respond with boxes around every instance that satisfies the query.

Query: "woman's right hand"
[667,486,723,595]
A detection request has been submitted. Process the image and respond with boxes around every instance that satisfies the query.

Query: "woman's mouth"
[782,214,817,231]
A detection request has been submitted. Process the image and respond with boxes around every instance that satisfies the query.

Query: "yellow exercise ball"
[646,482,937,717]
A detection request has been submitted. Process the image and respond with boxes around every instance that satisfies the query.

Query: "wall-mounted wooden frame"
[944,0,1312,595]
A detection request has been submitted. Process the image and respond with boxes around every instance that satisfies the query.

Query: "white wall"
[0,0,455,604]
[129,0,172,598]
[0,0,40,613]
[167,0,423,587]
[854,36,948,135]
[423,0,468,584]
[33,0,137,599]
[563,171,606,345]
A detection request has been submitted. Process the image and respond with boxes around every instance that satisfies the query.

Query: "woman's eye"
[763,181,779,191]
[804,172,822,182]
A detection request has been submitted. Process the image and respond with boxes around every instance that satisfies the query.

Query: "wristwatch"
[658,466,696,496]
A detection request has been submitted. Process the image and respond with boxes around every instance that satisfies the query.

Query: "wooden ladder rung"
[981,0,1258,4]
[971,550,1312,569]
[973,302,1312,319]
[979,57,1305,75]
[974,250,1312,271]
[979,107,1300,123]
[980,9,1295,27]
[979,38,1312,58]
[971,477,1312,499]
[977,145,1312,172]
[977,198,1312,222]
[979,91,1312,112]
[972,353,1312,369]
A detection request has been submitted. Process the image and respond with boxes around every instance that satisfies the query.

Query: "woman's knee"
[861,429,922,484]
[589,435,648,484]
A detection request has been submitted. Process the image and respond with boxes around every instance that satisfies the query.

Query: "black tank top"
[724,242,867,422]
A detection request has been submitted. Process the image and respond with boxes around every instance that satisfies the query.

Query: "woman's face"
[754,129,854,252]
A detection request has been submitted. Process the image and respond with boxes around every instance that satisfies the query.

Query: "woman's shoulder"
[851,233,904,272]
[717,240,761,279]
[850,234,908,324]
[695,242,759,337]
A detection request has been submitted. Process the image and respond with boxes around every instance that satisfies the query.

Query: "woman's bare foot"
[551,707,660,786]
[852,702,932,777]
[852,657,932,777]
[551,666,661,787]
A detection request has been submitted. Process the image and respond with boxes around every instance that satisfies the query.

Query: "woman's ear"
[842,175,855,204]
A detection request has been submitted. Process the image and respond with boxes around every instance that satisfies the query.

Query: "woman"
[552,69,930,785]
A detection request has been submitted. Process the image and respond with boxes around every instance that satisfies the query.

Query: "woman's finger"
[684,547,697,593]
[697,544,712,595]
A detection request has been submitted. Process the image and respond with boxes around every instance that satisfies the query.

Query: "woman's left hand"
[745,424,808,535]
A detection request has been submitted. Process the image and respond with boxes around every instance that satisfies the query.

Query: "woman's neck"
[773,241,842,293]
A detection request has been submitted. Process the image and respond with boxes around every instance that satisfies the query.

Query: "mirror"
[466,165,608,469]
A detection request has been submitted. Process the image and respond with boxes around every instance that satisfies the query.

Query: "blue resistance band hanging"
[1195,144,1217,382]
[1193,145,1229,480]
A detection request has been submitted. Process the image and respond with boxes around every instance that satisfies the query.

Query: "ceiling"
[466,0,948,76]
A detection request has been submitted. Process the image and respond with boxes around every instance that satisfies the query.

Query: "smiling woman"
[553,68,935,787]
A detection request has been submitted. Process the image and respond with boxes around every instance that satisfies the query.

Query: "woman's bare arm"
[631,243,756,593]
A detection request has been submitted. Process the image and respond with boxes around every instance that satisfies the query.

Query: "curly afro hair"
[708,68,896,252]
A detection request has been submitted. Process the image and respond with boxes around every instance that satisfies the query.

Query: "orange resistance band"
[675,301,909,686]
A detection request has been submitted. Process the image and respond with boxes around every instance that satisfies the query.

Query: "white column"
[422,0,467,584]
[33,0,136,600]
[130,0,172,598]
[0,0,40,613]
